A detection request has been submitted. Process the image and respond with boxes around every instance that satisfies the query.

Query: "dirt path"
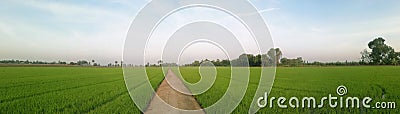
[145,69,205,114]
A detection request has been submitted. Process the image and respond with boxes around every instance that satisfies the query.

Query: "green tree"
[157,60,163,66]
[246,54,256,66]
[192,61,200,66]
[221,60,230,66]
[280,57,303,67]
[254,54,261,66]
[92,60,95,66]
[360,49,371,64]
[77,60,89,65]
[267,48,277,66]
[146,62,150,67]
[275,48,282,64]
[368,37,398,65]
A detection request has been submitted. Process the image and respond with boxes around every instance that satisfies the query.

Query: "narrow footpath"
[145,69,205,114]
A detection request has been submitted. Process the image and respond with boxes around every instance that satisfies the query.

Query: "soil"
[145,69,205,114]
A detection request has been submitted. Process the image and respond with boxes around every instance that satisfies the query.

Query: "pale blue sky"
[1,0,399,64]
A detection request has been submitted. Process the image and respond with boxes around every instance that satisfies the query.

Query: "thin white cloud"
[258,8,280,13]
[236,8,280,16]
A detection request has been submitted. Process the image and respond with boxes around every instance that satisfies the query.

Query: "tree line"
[0,59,124,67]
[184,37,399,67]
[1,37,398,67]
[185,48,282,67]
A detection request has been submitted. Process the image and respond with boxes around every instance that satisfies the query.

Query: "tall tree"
[92,60,95,66]
[397,52,400,65]
[157,60,163,66]
[146,62,150,67]
[275,48,282,64]
[360,49,371,64]
[267,48,277,66]
[367,37,397,65]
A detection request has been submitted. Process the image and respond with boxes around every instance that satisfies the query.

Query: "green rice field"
[0,66,399,113]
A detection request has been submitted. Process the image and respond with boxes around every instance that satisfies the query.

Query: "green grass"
[0,67,163,113]
[179,66,400,113]
[0,66,399,113]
